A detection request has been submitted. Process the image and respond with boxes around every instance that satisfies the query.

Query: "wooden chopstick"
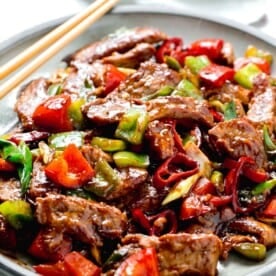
[0,0,108,81]
[0,0,119,100]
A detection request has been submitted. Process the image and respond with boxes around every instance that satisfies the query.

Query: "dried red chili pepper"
[153,152,198,189]
[156,37,186,64]
[223,157,268,183]
[224,156,264,213]
[131,208,177,236]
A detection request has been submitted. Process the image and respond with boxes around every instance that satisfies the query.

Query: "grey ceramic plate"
[0,3,275,276]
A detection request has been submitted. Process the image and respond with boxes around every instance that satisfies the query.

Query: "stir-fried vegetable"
[0,26,276,276]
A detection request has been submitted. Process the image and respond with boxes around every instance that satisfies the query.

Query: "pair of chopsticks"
[0,0,119,100]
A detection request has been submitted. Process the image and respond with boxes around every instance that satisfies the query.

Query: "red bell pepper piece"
[32,94,73,133]
[9,131,49,145]
[186,38,224,61]
[28,229,72,262]
[0,158,16,172]
[64,251,101,276]
[153,152,198,189]
[34,261,69,276]
[34,251,101,276]
[104,64,126,95]
[193,177,216,196]
[223,157,268,183]
[156,37,186,64]
[114,248,160,276]
[199,64,235,88]
[262,197,276,217]
[45,143,95,188]
[132,208,177,236]
[234,57,271,75]
[180,194,212,220]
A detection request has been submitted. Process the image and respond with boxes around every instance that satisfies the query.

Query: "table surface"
[0,0,276,46]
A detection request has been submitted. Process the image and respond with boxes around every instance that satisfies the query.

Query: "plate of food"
[0,3,275,276]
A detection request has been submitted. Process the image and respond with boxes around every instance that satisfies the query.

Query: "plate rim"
[1,3,276,54]
[0,3,275,276]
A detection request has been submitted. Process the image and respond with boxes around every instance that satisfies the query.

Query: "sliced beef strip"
[208,118,267,168]
[82,92,132,125]
[27,160,61,200]
[117,61,181,99]
[247,86,276,131]
[120,233,222,276]
[0,177,21,202]
[66,27,167,64]
[83,61,181,125]
[145,120,176,161]
[35,195,127,246]
[146,96,214,128]
[102,43,156,69]
[15,78,49,130]
[227,217,276,248]
[104,167,148,201]
[62,61,106,96]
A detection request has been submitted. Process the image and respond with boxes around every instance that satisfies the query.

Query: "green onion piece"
[234,63,262,89]
[113,151,149,168]
[47,84,62,96]
[185,55,211,74]
[172,79,203,100]
[224,100,237,121]
[0,200,33,229]
[91,137,127,152]
[233,242,266,261]
[141,86,174,101]
[263,125,276,151]
[85,159,120,197]
[165,56,181,71]
[115,107,149,145]
[48,131,83,150]
[210,170,224,193]
[0,139,32,194]
[252,178,276,195]
[162,173,200,205]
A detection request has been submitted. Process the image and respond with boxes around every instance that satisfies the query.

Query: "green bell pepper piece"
[234,63,262,89]
[233,242,266,261]
[172,79,203,100]
[185,55,211,74]
[141,86,174,101]
[252,178,276,195]
[0,139,32,194]
[113,151,149,169]
[91,137,127,152]
[115,107,149,145]
[224,100,237,121]
[0,200,33,229]
[48,131,84,150]
[165,56,181,71]
[263,125,276,151]
[47,83,62,96]
[68,98,86,130]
